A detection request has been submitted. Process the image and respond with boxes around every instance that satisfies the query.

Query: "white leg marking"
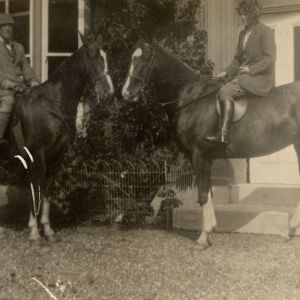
[208,191,217,230]
[41,198,55,238]
[202,195,216,233]
[289,200,300,229]
[196,194,216,248]
[28,212,40,241]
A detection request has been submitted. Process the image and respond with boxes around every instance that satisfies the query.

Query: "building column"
[205,0,247,186]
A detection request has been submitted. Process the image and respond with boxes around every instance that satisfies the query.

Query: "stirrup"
[204,133,230,146]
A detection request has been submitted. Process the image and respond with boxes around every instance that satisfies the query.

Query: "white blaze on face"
[122,48,143,98]
[100,49,114,94]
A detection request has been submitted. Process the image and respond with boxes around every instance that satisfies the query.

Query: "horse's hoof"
[29,235,41,243]
[45,233,56,242]
[289,220,299,231]
[207,234,213,246]
[194,240,212,251]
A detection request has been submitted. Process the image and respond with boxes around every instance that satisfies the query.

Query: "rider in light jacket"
[0,13,39,145]
[205,0,276,146]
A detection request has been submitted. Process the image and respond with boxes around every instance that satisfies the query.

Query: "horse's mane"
[153,44,197,73]
[133,39,199,84]
[47,48,83,84]
[153,43,199,81]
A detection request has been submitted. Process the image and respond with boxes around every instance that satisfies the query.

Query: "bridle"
[82,47,110,83]
[128,46,157,91]
[82,46,112,104]
[127,46,220,113]
[31,44,110,126]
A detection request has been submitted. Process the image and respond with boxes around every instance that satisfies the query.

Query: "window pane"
[294,26,300,81]
[14,15,29,53]
[49,0,78,52]
[48,56,69,77]
[9,0,29,13]
[0,2,5,13]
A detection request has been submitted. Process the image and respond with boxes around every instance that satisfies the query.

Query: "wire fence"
[57,158,231,226]
[58,159,196,226]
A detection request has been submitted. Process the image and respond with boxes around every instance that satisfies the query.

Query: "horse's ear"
[78,31,88,45]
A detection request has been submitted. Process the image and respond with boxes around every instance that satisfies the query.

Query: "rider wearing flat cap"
[0,13,39,144]
[205,0,276,146]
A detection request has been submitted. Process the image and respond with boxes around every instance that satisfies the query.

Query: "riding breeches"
[0,95,15,114]
[218,78,248,101]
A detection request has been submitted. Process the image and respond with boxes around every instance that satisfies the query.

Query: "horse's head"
[122,40,156,102]
[80,33,114,100]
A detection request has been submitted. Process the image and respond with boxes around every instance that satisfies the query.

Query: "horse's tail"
[10,121,41,218]
[14,148,41,218]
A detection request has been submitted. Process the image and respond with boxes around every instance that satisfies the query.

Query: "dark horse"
[4,35,114,241]
[122,40,300,249]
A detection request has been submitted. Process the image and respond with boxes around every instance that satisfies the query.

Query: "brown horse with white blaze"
[122,40,300,250]
[4,35,114,241]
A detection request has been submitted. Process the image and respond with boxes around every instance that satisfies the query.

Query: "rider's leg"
[0,95,14,143]
[218,92,234,144]
[204,79,246,145]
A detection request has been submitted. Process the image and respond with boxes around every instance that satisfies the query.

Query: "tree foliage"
[91,0,213,97]
[7,0,214,224]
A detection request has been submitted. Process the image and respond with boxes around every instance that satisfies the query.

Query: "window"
[0,0,30,53]
[47,0,78,77]
[294,26,300,81]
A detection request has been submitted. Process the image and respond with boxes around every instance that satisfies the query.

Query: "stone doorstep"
[173,204,300,238]
[231,183,300,206]
[193,184,300,206]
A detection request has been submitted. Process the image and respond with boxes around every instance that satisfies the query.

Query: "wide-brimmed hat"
[0,14,15,26]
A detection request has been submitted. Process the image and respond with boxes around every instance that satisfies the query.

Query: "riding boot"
[204,99,234,145]
[0,112,11,145]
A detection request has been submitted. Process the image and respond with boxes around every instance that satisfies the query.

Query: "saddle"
[216,97,248,122]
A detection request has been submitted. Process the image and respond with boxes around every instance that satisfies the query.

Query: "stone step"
[174,184,300,207]
[173,203,300,238]
[230,183,300,206]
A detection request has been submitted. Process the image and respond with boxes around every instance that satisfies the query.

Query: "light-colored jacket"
[226,21,276,97]
[0,40,39,97]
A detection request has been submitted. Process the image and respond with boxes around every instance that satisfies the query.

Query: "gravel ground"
[0,225,299,300]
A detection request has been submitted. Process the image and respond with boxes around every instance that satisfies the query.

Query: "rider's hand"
[217,71,227,78]
[13,85,24,93]
[1,79,21,90]
[239,66,250,74]
[1,79,26,93]
[31,81,39,87]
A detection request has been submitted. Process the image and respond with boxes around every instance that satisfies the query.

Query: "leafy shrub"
[7,0,214,225]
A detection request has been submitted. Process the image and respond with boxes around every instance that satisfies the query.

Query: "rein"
[128,45,220,112]
[160,79,220,112]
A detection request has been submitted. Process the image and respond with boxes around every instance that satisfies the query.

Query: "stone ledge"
[173,204,299,238]
[231,183,300,206]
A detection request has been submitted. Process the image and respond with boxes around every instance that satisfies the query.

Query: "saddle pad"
[216,97,248,122]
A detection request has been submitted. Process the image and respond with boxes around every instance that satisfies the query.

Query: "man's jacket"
[226,21,276,97]
[0,40,39,97]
